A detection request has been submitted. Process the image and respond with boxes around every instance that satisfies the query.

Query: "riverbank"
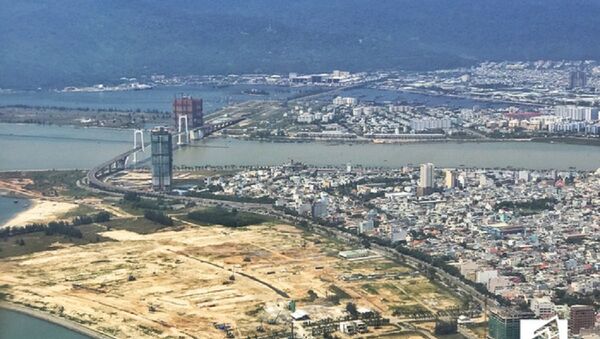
[0,302,108,339]
[220,133,600,147]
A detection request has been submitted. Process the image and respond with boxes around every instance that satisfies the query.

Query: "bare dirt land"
[0,223,460,338]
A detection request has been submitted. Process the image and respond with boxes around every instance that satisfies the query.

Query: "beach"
[1,199,77,228]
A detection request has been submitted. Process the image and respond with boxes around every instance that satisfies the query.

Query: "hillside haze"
[2,0,600,89]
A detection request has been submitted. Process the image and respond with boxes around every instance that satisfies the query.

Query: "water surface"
[0,197,29,226]
[0,308,89,339]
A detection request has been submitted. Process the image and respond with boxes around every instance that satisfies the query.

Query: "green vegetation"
[495,198,557,213]
[304,289,318,302]
[0,284,11,300]
[187,207,271,228]
[0,223,110,258]
[435,319,458,335]
[0,211,111,240]
[326,285,351,304]
[346,302,358,317]
[121,193,167,212]
[391,304,430,315]
[0,170,88,197]
[186,191,274,204]
[72,211,111,226]
[143,210,173,226]
[101,218,167,235]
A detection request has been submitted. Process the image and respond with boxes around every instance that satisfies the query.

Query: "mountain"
[2,0,600,89]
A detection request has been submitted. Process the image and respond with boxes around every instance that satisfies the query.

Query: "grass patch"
[0,224,112,258]
[390,304,430,315]
[187,207,272,228]
[101,217,171,235]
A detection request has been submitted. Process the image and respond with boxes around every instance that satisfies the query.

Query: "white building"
[419,163,435,188]
[359,220,374,233]
[410,117,452,132]
[476,269,498,285]
[333,96,358,106]
[554,105,599,122]
[531,296,555,319]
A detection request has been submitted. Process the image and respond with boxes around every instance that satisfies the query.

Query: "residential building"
[570,305,596,335]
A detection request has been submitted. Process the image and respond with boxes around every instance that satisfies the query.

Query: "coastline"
[0,301,110,339]
[0,197,77,228]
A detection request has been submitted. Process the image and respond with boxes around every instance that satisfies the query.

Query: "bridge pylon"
[177,115,190,145]
[132,129,145,164]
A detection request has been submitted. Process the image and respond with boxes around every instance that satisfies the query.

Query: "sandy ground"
[0,223,460,338]
[1,199,78,228]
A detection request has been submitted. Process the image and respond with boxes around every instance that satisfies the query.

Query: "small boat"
[242,88,269,96]
[13,200,18,204]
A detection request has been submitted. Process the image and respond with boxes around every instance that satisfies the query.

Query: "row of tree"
[0,212,112,239]
[72,211,111,225]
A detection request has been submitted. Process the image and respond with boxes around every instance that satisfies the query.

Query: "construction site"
[0,216,468,338]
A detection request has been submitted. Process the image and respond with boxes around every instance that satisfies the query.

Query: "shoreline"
[222,134,600,147]
[0,197,77,228]
[0,301,110,339]
[2,120,599,147]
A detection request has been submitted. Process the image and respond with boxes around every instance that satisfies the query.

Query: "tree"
[94,211,111,222]
[346,302,358,318]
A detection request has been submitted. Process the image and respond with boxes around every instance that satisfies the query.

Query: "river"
[1,123,599,171]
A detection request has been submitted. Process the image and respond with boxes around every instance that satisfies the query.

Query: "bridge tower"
[132,129,145,164]
[177,115,190,145]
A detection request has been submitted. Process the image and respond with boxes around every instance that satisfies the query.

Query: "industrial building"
[151,127,173,191]
[173,95,203,128]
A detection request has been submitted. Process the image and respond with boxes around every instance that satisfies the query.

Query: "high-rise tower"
[418,163,435,196]
[151,127,173,191]
[173,95,203,128]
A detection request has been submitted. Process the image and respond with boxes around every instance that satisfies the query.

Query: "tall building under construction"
[173,95,203,128]
[151,127,173,191]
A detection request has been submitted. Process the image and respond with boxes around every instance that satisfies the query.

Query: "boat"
[242,88,270,96]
